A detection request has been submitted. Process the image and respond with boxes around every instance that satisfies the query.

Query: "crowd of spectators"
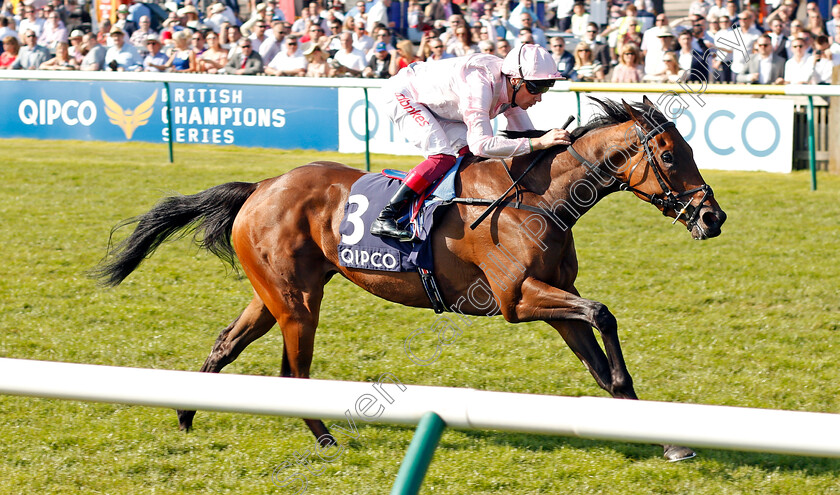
[0,0,837,84]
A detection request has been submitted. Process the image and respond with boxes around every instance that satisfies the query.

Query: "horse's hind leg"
[177,294,276,431]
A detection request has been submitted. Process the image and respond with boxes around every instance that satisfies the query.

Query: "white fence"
[1,357,839,458]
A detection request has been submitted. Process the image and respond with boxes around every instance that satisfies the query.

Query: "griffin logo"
[101,89,157,139]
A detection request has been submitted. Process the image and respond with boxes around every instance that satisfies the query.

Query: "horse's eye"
[661,151,673,164]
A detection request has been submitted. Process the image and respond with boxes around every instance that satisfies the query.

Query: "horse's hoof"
[663,444,696,462]
[176,409,195,432]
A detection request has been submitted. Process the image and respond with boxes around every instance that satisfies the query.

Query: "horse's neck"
[539,122,636,224]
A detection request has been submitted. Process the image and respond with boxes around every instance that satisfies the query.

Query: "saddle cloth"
[337,160,461,272]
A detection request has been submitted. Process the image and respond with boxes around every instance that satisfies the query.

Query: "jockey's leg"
[370,153,456,241]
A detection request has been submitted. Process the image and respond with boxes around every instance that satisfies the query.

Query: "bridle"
[566,121,714,230]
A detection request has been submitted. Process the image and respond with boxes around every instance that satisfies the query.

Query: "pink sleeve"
[460,68,532,159]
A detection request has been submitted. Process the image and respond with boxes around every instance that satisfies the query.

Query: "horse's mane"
[499,96,670,142]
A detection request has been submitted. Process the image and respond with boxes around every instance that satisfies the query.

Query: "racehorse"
[94,97,726,461]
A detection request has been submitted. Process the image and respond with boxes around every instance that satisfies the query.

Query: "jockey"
[370,43,572,241]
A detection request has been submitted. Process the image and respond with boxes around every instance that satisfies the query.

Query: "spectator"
[644,26,675,78]
[38,10,68,52]
[352,21,374,53]
[19,7,45,39]
[249,20,270,53]
[440,14,466,48]
[326,18,344,52]
[260,20,288,64]
[643,52,684,82]
[707,0,727,19]
[11,29,49,69]
[784,36,815,84]
[80,33,106,70]
[549,36,575,79]
[114,4,137,38]
[364,40,391,77]
[143,35,169,71]
[736,34,785,84]
[568,1,590,37]
[508,12,546,47]
[496,38,511,57]
[425,0,461,27]
[612,43,644,82]
[40,40,77,69]
[641,14,668,67]
[205,3,236,33]
[551,0,575,32]
[197,30,227,73]
[303,24,328,52]
[827,5,840,37]
[423,36,453,60]
[478,39,496,55]
[191,29,206,57]
[768,18,789,62]
[509,0,539,30]
[448,23,478,56]
[728,11,761,81]
[572,42,604,81]
[389,39,417,75]
[581,22,610,68]
[810,35,834,84]
[0,36,20,69]
[333,30,366,75]
[352,0,367,26]
[226,25,243,59]
[676,30,694,72]
[368,26,394,60]
[68,29,84,64]
[264,36,305,75]
[51,0,70,29]
[105,26,142,71]
[129,16,157,55]
[165,30,196,72]
[225,37,264,74]
[0,16,17,42]
[365,0,392,33]
[178,6,203,33]
[304,43,332,76]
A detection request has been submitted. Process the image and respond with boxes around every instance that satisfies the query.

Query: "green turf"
[1,139,839,494]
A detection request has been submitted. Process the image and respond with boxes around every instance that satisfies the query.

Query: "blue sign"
[0,80,339,150]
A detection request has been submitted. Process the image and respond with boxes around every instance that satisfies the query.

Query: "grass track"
[1,139,839,494]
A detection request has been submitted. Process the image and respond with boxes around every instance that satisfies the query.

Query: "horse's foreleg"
[519,278,695,461]
[177,294,276,431]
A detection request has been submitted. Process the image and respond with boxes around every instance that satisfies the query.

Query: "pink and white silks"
[383,54,536,193]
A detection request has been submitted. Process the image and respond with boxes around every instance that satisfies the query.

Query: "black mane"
[500,96,670,142]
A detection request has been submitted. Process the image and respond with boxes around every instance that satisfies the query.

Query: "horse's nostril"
[702,210,724,229]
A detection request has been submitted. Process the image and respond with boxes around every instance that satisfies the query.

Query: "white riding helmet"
[501,43,564,81]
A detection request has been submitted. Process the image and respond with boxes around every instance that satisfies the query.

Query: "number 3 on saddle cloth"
[337,157,464,312]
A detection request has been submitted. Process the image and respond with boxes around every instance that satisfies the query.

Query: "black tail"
[92,181,259,287]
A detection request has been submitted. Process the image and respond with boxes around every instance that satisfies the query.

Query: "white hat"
[501,43,564,81]
[209,3,225,14]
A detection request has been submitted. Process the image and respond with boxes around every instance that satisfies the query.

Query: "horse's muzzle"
[689,205,726,240]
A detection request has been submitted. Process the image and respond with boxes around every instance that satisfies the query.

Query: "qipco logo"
[18,99,97,126]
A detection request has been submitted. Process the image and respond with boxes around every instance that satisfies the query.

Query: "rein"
[566,121,713,229]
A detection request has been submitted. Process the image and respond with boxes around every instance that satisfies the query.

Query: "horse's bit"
[566,121,714,229]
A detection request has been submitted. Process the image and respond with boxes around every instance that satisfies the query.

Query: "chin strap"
[510,77,523,108]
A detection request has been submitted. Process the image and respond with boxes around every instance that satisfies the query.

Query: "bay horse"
[94,97,726,461]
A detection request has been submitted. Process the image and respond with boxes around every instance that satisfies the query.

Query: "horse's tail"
[92,181,259,287]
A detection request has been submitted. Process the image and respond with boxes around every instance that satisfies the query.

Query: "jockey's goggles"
[523,79,555,95]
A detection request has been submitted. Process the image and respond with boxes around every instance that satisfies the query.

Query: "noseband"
[567,121,713,230]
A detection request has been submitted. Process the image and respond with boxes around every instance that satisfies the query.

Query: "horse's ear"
[642,95,655,108]
[621,99,644,125]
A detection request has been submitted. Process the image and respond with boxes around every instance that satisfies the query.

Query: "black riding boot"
[369,183,418,241]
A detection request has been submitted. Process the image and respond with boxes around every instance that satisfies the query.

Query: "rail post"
[164,81,174,164]
[364,87,371,172]
[390,412,446,495]
[806,95,817,190]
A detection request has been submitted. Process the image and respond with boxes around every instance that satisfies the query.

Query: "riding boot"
[370,183,419,241]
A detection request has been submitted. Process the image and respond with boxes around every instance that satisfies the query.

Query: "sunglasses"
[287,41,297,45]
[792,44,804,47]
[430,45,443,49]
